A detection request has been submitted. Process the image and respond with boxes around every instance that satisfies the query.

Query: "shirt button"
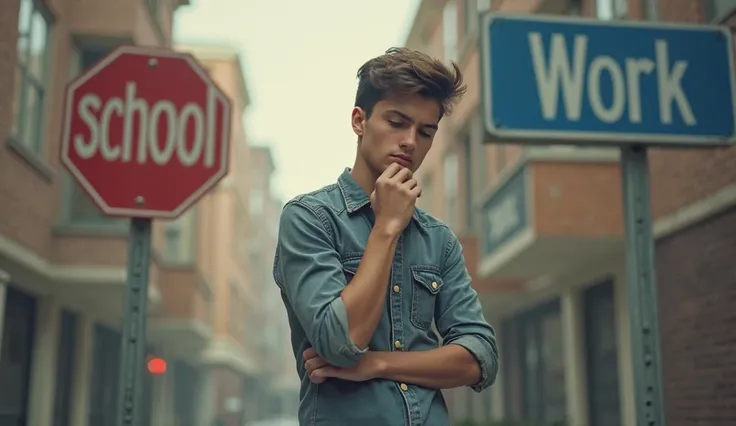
[431,281,438,289]
[400,383,408,391]
[394,340,402,349]
[393,285,400,293]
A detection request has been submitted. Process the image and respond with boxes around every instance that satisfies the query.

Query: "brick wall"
[656,207,736,426]
[652,4,736,425]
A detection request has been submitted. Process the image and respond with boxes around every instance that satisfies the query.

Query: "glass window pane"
[16,0,32,63]
[28,11,48,82]
[596,0,614,19]
[69,184,107,223]
[20,82,40,150]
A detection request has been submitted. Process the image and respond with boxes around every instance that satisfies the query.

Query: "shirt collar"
[337,168,421,222]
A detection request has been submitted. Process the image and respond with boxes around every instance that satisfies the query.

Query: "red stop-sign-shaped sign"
[60,45,231,219]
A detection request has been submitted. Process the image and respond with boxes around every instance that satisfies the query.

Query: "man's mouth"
[390,155,412,168]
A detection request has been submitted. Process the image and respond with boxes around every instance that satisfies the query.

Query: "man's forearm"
[367,344,481,389]
[340,226,398,349]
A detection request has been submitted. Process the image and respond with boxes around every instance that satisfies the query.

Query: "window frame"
[12,0,54,155]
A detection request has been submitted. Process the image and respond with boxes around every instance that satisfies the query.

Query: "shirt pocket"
[410,265,444,330]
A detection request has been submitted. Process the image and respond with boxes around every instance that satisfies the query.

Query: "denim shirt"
[272,168,499,426]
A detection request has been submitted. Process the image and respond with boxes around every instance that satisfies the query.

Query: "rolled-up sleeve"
[273,201,367,368]
[436,230,499,392]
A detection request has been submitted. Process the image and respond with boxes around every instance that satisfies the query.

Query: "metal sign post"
[59,46,232,426]
[480,13,736,425]
[117,217,153,425]
[621,145,665,425]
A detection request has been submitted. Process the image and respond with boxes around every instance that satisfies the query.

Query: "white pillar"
[196,367,215,426]
[151,361,175,426]
[560,288,589,426]
[27,296,61,426]
[70,315,94,426]
[615,269,637,426]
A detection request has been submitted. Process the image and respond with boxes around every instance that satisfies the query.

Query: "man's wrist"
[364,352,390,380]
[369,224,401,243]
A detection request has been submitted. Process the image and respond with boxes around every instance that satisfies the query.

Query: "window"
[567,0,582,15]
[519,301,566,424]
[642,0,658,20]
[443,1,458,62]
[147,0,159,20]
[706,0,736,21]
[13,0,52,154]
[477,0,491,11]
[596,0,628,19]
[163,208,197,264]
[89,326,121,426]
[65,46,125,225]
[443,151,459,229]
[53,310,77,426]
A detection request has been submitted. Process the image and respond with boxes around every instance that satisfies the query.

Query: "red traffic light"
[147,357,167,375]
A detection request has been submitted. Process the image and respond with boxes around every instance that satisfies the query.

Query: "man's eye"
[419,131,432,138]
[388,120,402,128]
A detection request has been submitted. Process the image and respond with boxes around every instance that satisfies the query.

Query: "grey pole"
[621,145,666,426]
[116,217,153,426]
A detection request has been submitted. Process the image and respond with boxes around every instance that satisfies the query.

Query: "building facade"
[406,0,736,425]
[0,1,282,425]
[244,146,300,420]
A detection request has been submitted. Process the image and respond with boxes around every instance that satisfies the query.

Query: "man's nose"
[399,128,418,150]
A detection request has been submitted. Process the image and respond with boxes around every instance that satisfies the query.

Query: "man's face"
[351,93,440,176]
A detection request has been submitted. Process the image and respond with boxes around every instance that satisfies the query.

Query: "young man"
[273,47,498,426]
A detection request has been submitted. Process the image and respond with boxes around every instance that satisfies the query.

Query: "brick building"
[405,0,736,425]
[0,1,281,425]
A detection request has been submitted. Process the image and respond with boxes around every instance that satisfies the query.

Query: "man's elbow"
[448,335,499,392]
[309,298,368,368]
[311,336,366,368]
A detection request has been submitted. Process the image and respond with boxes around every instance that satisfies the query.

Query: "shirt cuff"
[447,334,498,392]
[330,297,369,362]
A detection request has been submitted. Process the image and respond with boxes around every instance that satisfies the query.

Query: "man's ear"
[351,107,366,137]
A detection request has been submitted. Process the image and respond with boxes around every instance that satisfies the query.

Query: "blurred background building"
[0,0,296,425]
[408,0,736,425]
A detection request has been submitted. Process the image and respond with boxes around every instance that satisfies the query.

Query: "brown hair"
[355,47,467,120]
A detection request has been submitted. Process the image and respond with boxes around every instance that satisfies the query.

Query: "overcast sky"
[174,0,420,201]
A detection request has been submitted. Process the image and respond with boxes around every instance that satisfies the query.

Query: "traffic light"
[147,356,167,375]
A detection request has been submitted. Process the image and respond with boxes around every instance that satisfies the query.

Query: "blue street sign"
[481,14,736,146]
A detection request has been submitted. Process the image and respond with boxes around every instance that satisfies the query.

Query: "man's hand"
[370,163,422,237]
[303,348,382,384]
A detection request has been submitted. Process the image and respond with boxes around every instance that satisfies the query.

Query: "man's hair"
[355,47,467,119]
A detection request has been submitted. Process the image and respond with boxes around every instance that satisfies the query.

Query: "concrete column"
[151,362,175,426]
[0,269,9,351]
[27,296,61,426]
[69,315,94,426]
[614,269,637,426]
[196,367,216,426]
[560,288,589,426]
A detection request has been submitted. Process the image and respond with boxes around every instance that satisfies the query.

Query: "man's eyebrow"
[386,109,438,130]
